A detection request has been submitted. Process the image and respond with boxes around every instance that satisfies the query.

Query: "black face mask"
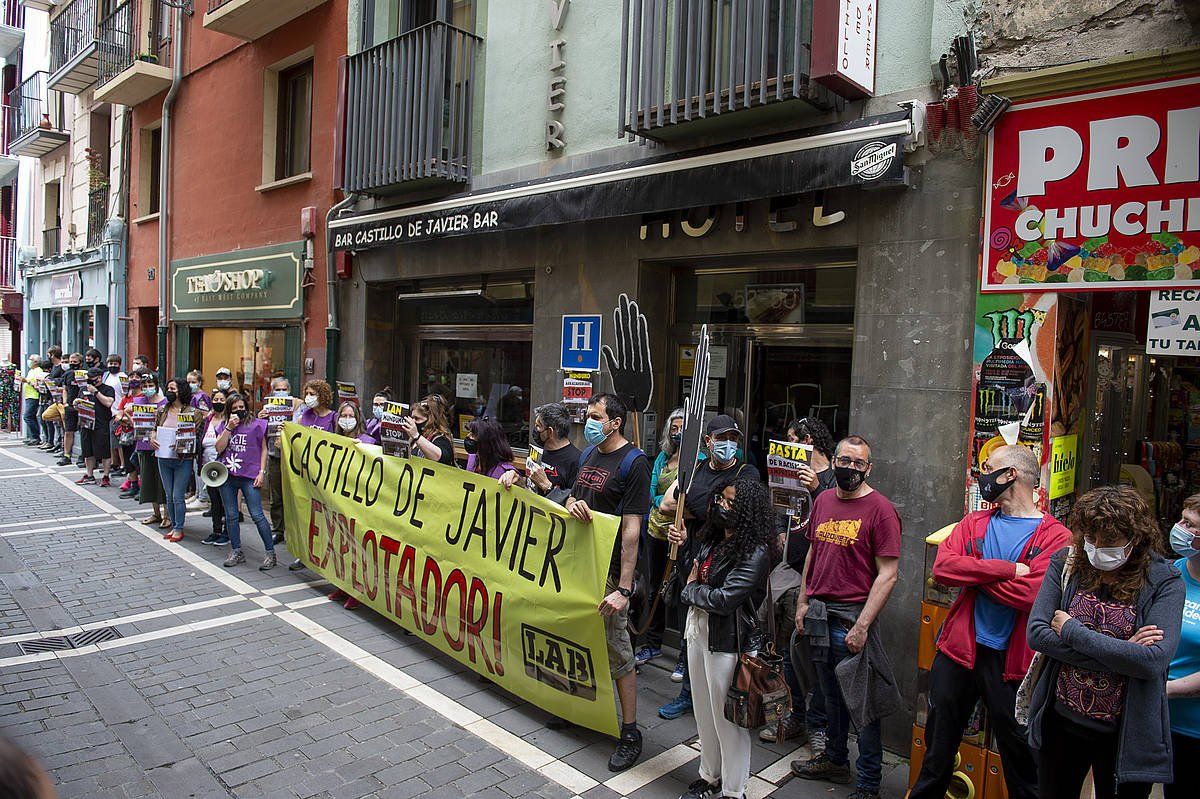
[165,391,178,404]
[69,363,80,370]
[977,468,1015,504]
[212,402,225,413]
[670,432,682,447]
[415,420,427,435]
[229,408,245,422]
[833,466,866,492]
[463,437,478,454]
[710,502,735,529]
[107,365,119,374]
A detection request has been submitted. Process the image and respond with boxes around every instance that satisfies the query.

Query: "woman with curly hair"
[298,379,336,432]
[1026,485,1185,799]
[667,477,772,799]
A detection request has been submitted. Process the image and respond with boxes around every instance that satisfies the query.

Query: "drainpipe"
[157,2,193,374]
[324,193,358,385]
[110,106,133,361]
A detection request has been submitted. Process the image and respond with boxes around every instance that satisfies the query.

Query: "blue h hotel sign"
[561,315,602,371]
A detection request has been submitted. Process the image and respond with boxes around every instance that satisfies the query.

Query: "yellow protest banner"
[280,423,620,736]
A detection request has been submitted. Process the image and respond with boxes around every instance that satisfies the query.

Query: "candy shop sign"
[982,76,1200,292]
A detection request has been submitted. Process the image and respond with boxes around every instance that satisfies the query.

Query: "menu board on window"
[380,401,411,458]
[175,411,197,457]
[263,396,294,443]
[131,403,158,442]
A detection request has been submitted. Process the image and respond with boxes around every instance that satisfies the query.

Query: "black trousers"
[1165,731,1199,799]
[1036,707,1151,799]
[910,649,1037,799]
[207,486,226,537]
[639,534,669,648]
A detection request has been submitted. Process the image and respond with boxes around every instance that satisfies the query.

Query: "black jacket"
[680,541,770,653]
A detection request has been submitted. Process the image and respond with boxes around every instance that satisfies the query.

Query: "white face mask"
[1084,540,1131,572]
[188,382,199,391]
[304,394,319,408]
[337,417,357,431]
[216,379,231,390]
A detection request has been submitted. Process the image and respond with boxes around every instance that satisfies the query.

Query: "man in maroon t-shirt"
[790,435,901,799]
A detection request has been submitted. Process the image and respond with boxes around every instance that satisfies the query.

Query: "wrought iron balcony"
[7,72,70,158]
[204,0,327,41]
[0,236,16,290]
[342,21,480,195]
[87,186,107,248]
[94,0,174,106]
[49,0,100,95]
[619,0,841,141]
[0,1,26,61]
[42,227,61,258]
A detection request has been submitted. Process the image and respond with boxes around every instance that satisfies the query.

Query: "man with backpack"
[566,393,651,772]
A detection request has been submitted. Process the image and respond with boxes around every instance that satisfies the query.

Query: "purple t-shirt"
[190,390,212,413]
[217,418,268,479]
[356,433,378,445]
[134,396,169,451]
[466,454,516,480]
[299,406,337,432]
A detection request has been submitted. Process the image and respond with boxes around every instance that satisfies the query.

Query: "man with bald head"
[909,445,1071,799]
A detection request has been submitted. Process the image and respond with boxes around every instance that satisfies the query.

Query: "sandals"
[141,516,162,525]
[159,518,172,530]
[167,531,184,543]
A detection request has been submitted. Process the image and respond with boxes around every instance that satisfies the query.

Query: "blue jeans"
[22,398,40,442]
[815,619,883,792]
[157,457,191,532]
[220,475,273,552]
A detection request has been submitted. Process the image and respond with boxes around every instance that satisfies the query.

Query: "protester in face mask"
[75,367,117,487]
[464,417,516,480]
[187,370,211,413]
[20,354,45,446]
[148,378,194,543]
[674,478,772,799]
[134,374,169,526]
[83,348,102,371]
[198,389,229,547]
[215,393,276,570]
[499,402,580,499]
[658,415,760,717]
[1165,496,1200,799]
[637,408,685,668]
[1026,485,1184,799]
[102,355,126,475]
[335,401,376,444]
[399,394,456,465]
[297,380,336,432]
[791,435,901,799]
[214,367,234,394]
[113,375,142,497]
[566,393,651,772]
[56,353,84,466]
[364,387,392,439]
[909,446,1069,799]
[255,376,297,544]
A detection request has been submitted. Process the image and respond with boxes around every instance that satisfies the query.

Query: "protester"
[75,367,116,487]
[791,435,901,799]
[658,414,760,718]
[400,394,456,464]
[187,370,212,412]
[638,407,685,666]
[135,373,169,526]
[36,358,58,453]
[909,445,1068,799]
[565,393,651,771]
[500,402,580,501]
[199,389,229,547]
[42,346,64,453]
[365,388,392,439]
[464,417,517,480]
[257,376,297,544]
[214,366,234,394]
[670,478,772,799]
[299,379,336,432]
[1026,485,1184,799]
[20,354,45,446]
[103,354,125,475]
[56,353,83,466]
[1167,497,1200,799]
[215,393,276,570]
[148,378,193,543]
[114,375,141,498]
[336,400,376,444]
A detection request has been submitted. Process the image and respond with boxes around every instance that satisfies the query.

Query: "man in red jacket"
[909,444,1070,799]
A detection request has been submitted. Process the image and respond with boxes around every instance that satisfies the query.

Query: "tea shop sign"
[171,242,303,321]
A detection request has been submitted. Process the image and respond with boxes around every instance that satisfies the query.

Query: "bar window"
[276,60,312,180]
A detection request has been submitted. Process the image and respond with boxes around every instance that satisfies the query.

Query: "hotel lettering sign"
[171,242,303,321]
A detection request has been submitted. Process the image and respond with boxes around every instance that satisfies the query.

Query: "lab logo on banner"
[561,314,602,371]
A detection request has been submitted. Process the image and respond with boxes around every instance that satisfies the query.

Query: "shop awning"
[329,110,918,253]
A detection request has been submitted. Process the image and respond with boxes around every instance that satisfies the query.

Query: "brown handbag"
[723,576,792,737]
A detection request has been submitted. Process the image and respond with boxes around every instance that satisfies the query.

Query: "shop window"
[673,260,857,326]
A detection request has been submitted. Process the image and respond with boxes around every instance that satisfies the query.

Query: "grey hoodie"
[1026,548,1185,787]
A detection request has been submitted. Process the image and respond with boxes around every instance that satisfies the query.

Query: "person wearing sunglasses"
[1166,496,1200,799]
[790,435,901,799]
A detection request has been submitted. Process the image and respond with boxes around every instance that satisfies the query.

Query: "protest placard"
[379,401,411,458]
[76,399,95,430]
[175,410,197,457]
[767,439,815,524]
[131,403,157,442]
[263,396,295,443]
[337,381,359,406]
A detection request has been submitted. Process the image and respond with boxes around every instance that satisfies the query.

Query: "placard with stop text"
[280,423,619,736]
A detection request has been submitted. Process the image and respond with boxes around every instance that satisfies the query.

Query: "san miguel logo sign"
[982,75,1200,292]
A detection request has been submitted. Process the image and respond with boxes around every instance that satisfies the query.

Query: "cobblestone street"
[0,437,909,798]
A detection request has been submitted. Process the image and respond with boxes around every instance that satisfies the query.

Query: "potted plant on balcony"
[136,53,159,64]
[85,148,109,193]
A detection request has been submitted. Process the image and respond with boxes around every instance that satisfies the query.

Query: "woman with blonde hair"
[399,394,456,465]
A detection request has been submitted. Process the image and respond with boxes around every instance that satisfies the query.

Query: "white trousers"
[685,607,752,798]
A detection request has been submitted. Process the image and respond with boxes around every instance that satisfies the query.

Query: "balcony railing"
[0,236,15,290]
[7,72,70,157]
[3,1,25,29]
[87,186,107,249]
[50,0,97,73]
[343,22,480,194]
[619,0,841,140]
[97,0,173,91]
[42,227,61,258]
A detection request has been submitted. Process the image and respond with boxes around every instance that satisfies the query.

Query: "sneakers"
[329,589,349,602]
[679,778,721,799]
[119,479,132,491]
[288,559,305,571]
[75,475,95,485]
[607,727,642,772]
[200,532,229,546]
[223,549,245,568]
[791,753,852,785]
[99,476,111,488]
[760,713,809,744]
[56,458,71,466]
[259,552,277,571]
[120,483,140,499]
[185,496,206,511]
[671,654,686,683]
[658,693,693,720]
[634,645,661,666]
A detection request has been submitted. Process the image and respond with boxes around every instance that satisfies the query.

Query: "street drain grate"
[17,627,122,655]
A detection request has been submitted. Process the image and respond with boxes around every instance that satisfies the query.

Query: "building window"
[276,60,312,181]
[138,125,162,217]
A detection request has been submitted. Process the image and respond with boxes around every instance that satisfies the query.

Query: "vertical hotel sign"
[982,76,1200,292]
[811,0,876,99]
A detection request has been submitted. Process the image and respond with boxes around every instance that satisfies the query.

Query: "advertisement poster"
[281,424,619,736]
[175,411,197,457]
[1049,434,1079,500]
[379,401,411,458]
[132,403,158,442]
[264,396,294,443]
[982,76,1200,291]
[1147,289,1200,356]
[744,284,806,324]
